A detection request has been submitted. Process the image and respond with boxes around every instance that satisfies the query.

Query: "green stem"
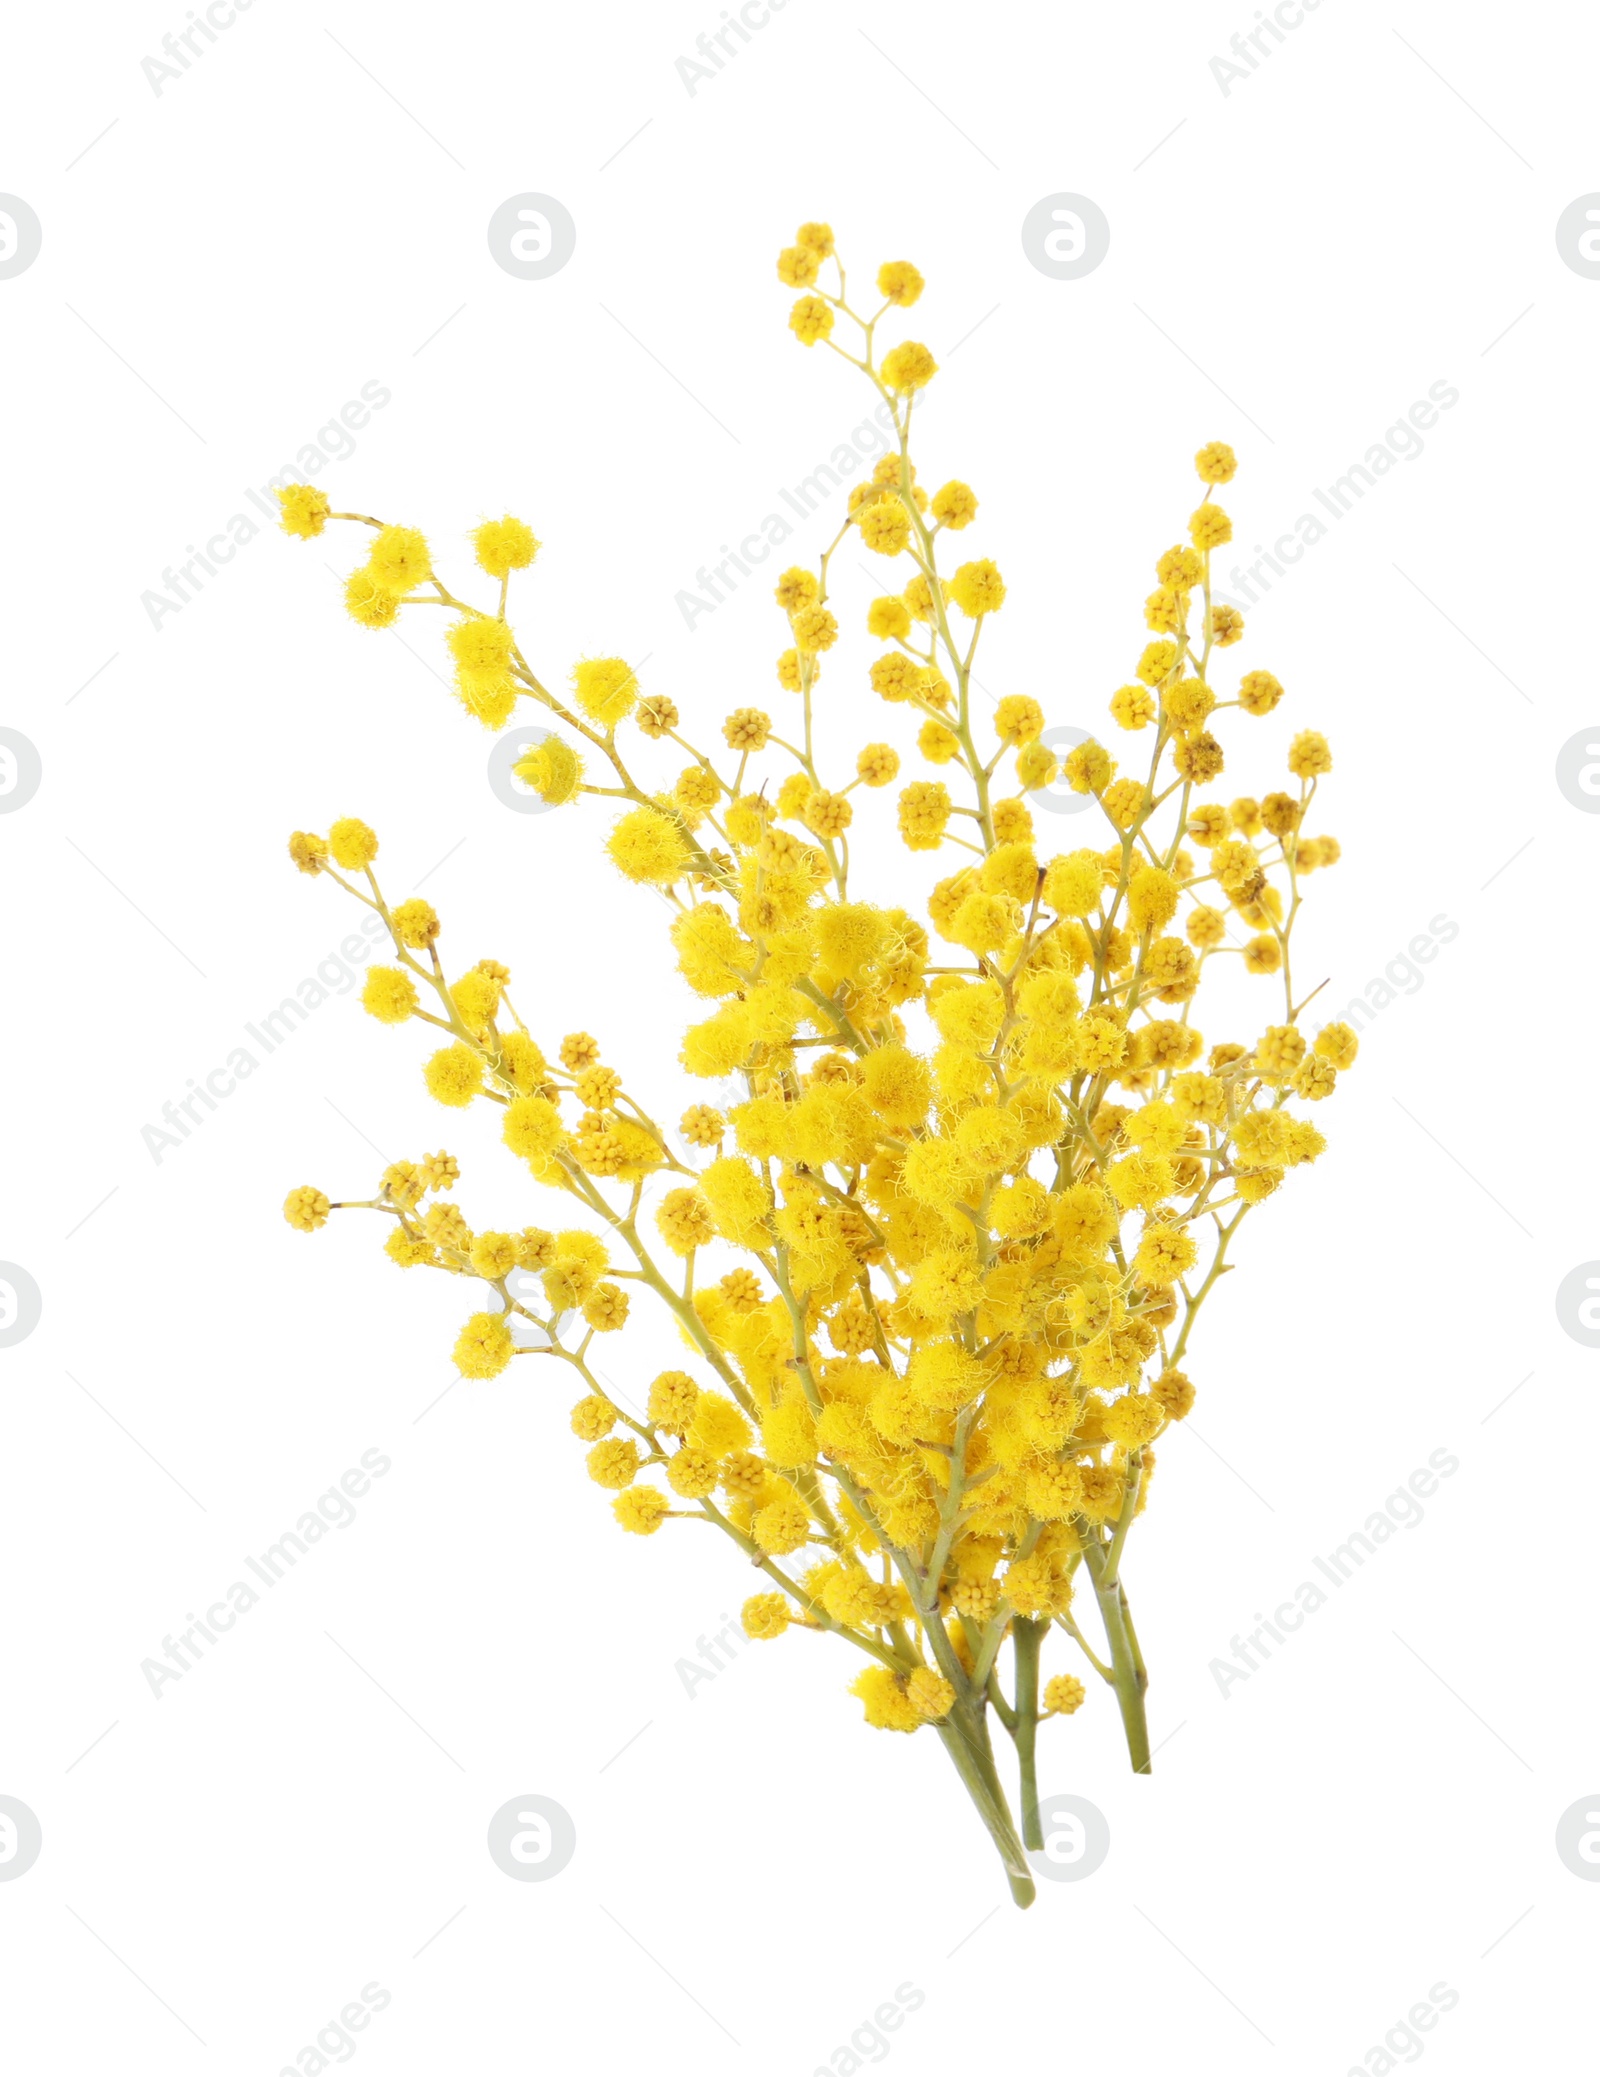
[1012,1616,1045,1849]
[1080,1536,1152,1774]
[1118,1582,1149,1695]
[935,1703,1036,1909]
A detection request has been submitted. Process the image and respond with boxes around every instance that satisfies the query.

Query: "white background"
[3,1,1597,2071]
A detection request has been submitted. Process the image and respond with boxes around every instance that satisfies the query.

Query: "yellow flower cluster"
[275,224,1351,1909]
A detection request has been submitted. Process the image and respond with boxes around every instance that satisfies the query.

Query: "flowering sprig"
[275,221,1352,1907]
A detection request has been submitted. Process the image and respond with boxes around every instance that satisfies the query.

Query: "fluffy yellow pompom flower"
[1042,851,1103,916]
[648,1369,699,1433]
[362,967,418,1024]
[451,969,501,1035]
[471,1231,518,1280]
[907,1668,955,1719]
[606,806,690,884]
[777,244,820,288]
[1195,441,1237,484]
[276,484,330,539]
[390,897,440,948]
[789,295,833,346]
[327,817,378,870]
[815,901,888,978]
[1107,1151,1174,1210]
[761,1399,818,1468]
[791,603,838,653]
[920,718,961,764]
[1315,1020,1360,1069]
[774,566,819,611]
[1238,670,1284,717]
[870,653,918,704]
[1025,1461,1085,1521]
[453,1311,512,1379]
[458,674,516,729]
[742,1593,792,1639]
[447,616,515,677]
[1015,743,1057,790]
[752,1491,810,1555]
[857,742,900,787]
[1102,1393,1164,1447]
[1136,641,1178,688]
[1293,1055,1337,1101]
[880,340,938,392]
[858,499,912,556]
[283,1186,330,1232]
[1044,1675,1086,1716]
[656,1188,715,1256]
[344,567,399,629]
[368,525,432,596]
[1255,1024,1305,1081]
[381,1161,425,1210]
[950,559,1005,617]
[876,259,924,306]
[424,1043,485,1108]
[1127,865,1178,934]
[613,1487,669,1535]
[666,1446,718,1499]
[991,1177,1051,1238]
[867,596,912,641]
[606,1487,660,1536]
[1288,729,1333,778]
[851,1667,924,1732]
[1002,1554,1071,1619]
[587,1437,640,1489]
[288,830,328,875]
[473,515,539,578]
[897,780,952,850]
[931,480,978,530]
[572,657,638,727]
[515,736,584,805]
[1064,741,1113,794]
[1189,504,1232,551]
[857,1043,931,1129]
[1168,679,1214,731]
[993,695,1044,746]
[678,1103,725,1149]
[690,1392,751,1459]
